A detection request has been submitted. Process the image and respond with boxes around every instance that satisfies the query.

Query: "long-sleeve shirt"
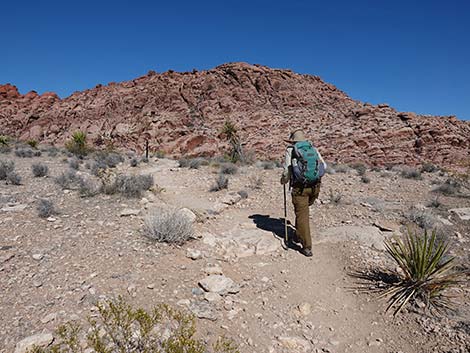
[282,144,327,181]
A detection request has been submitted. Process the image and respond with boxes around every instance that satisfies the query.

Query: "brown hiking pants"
[291,183,321,250]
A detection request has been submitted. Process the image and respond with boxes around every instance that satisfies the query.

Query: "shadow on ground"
[248,214,302,252]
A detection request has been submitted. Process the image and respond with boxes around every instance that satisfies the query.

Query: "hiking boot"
[300,248,313,257]
[291,234,301,244]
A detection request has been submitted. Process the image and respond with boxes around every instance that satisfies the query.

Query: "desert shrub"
[189,158,205,169]
[143,207,194,243]
[45,146,59,157]
[329,189,343,204]
[0,160,15,180]
[68,157,80,170]
[155,150,165,158]
[237,190,248,199]
[256,160,277,170]
[0,135,9,146]
[325,165,336,174]
[178,158,189,167]
[405,207,438,230]
[93,150,124,168]
[26,139,38,149]
[400,167,422,180]
[334,164,349,173]
[130,157,139,167]
[421,162,438,173]
[248,175,263,189]
[6,171,21,185]
[31,163,49,177]
[114,174,154,198]
[210,174,229,192]
[0,137,11,154]
[55,170,82,189]
[78,178,102,197]
[382,230,465,315]
[433,178,461,196]
[428,197,442,208]
[370,166,382,172]
[37,199,55,218]
[14,148,34,158]
[220,162,238,175]
[360,174,371,184]
[30,296,239,353]
[65,131,88,156]
[91,159,108,176]
[350,162,367,176]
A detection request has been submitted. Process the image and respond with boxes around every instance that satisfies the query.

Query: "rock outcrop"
[1,62,469,166]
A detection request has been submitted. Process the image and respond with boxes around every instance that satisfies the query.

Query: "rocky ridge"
[1,62,469,166]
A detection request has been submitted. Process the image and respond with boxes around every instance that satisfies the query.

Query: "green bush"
[29,297,239,353]
[27,139,38,149]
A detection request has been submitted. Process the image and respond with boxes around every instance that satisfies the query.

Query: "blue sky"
[2,0,469,120]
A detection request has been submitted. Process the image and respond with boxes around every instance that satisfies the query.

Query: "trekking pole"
[283,183,288,250]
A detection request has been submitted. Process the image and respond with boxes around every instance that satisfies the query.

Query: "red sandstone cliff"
[1,62,469,166]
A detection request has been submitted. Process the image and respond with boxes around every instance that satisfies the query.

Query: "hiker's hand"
[280,174,289,185]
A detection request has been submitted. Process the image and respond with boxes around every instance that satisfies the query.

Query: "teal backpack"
[291,141,324,186]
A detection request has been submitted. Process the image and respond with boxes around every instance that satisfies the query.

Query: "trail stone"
[373,220,399,232]
[189,301,217,321]
[180,208,197,223]
[32,254,44,261]
[15,333,53,353]
[278,336,311,352]
[449,208,470,221]
[297,303,312,317]
[198,275,239,295]
[120,208,140,217]
[40,313,57,324]
[186,248,202,260]
[204,292,223,303]
[1,204,27,213]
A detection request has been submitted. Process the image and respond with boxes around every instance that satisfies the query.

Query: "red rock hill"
[1,62,469,166]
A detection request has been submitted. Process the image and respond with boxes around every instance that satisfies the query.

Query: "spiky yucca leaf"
[383,229,465,316]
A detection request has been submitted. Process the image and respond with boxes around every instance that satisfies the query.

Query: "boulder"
[15,333,54,353]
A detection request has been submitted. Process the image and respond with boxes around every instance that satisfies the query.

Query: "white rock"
[278,336,311,352]
[198,275,239,295]
[1,204,28,213]
[186,248,202,260]
[40,313,57,324]
[449,208,470,221]
[176,299,191,306]
[120,208,141,217]
[297,302,311,317]
[32,254,44,261]
[204,292,222,303]
[15,333,54,353]
[180,208,197,223]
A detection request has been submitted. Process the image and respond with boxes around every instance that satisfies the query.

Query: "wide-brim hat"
[284,129,306,143]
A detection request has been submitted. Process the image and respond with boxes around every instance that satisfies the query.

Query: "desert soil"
[1,150,469,353]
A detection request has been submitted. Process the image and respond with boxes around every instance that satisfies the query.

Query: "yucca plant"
[382,229,465,316]
[65,130,88,156]
[0,135,9,145]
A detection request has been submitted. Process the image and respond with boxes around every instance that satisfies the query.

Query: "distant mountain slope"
[1,62,469,166]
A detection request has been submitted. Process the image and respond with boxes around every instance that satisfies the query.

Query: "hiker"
[280,129,326,257]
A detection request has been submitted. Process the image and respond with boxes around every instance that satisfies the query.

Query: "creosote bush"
[210,174,229,192]
[382,230,466,315]
[68,157,80,170]
[143,207,194,243]
[329,189,343,204]
[220,162,238,175]
[102,173,154,198]
[55,170,82,189]
[14,148,35,158]
[0,160,15,180]
[6,171,21,185]
[350,162,367,176]
[30,297,239,353]
[26,139,38,149]
[433,178,461,196]
[37,199,55,218]
[421,162,438,173]
[400,167,422,180]
[360,175,371,184]
[31,163,49,177]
